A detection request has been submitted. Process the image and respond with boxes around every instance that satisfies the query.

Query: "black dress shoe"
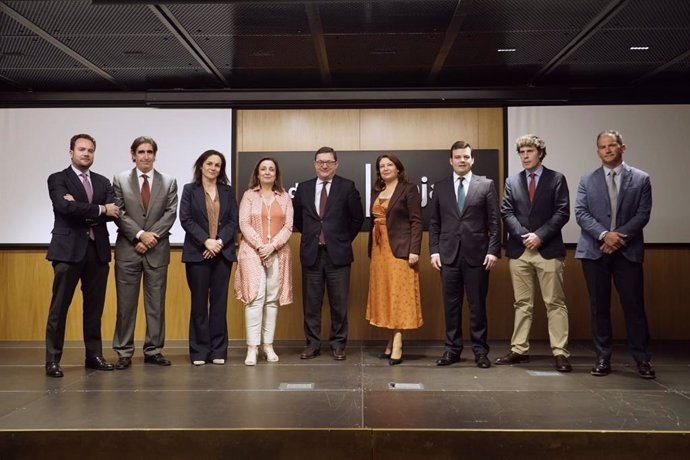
[85,356,114,371]
[475,354,491,369]
[637,361,656,379]
[436,351,460,366]
[46,362,63,378]
[554,354,572,372]
[494,351,529,365]
[114,357,132,370]
[332,346,346,361]
[590,357,611,376]
[144,353,171,366]
[300,347,320,359]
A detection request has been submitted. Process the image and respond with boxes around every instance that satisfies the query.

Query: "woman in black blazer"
[180,150,238,366]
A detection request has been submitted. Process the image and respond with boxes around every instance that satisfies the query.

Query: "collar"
[453,171,472,183]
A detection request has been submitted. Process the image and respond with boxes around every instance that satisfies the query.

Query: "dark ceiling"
[1,0,690,106]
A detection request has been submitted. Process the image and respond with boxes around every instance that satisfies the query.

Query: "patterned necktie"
[141,174,150,212]
[80,173,95,240]
[528,172,536,203]
[456,177,465,212]
[608,171,618,230]
[319,181,328,244]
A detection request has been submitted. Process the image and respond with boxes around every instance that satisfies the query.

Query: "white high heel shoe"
[244,346,258,366]
[262,344,279,363]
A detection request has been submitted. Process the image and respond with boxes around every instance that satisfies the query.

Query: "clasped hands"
[600,231,627,254]
[135,231,160,254]
[203,238,224,259]
[257,243,275,262]
[521,232,542,250]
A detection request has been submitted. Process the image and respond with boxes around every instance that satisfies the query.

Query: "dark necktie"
[456,177,465,212]
[80,173,95,240]
[319,181,328,244]
[528,172,536,203]
[141,174,150,212]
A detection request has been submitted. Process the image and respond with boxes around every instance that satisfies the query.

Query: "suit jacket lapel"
[462,175,480,216]
[387,182,403,211]
[616,165,632,208]
[67,167,89,202]
[128,169,144,211]
[193,184,209,221]
[150,170,165,208]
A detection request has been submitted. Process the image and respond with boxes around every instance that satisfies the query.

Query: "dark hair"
[248,157,284,193]
[70,133,96,150]
[314,146,338,161]
[130,136,158,154]
[597,130,624,146]
[450,140,472,158]
[373,154,409,192]
[192,150,229,185]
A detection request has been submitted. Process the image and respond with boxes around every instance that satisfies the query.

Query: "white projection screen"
[508,105,690,244]
[0,107,233,244]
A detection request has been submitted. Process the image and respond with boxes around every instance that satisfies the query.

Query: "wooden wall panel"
[2,108,688,347]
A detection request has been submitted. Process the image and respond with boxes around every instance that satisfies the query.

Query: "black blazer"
[429,174,501,267]
[293,175,364,266]
[180,182,238,263]
[501,166,570,260]
[46,167,115,264]
[367,182,422,259]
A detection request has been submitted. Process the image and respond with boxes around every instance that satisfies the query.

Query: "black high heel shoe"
[378,352,392,359]
[388,356,403,366]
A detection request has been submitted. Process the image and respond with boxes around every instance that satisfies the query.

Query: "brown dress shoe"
[554,354,572,372]
[494,351,529,365]
[300,347,321,359]
[332,346,346,360]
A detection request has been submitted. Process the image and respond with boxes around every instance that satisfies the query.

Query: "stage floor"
[1,339,689,432]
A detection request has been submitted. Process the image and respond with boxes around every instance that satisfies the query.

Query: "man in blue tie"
[575,130,655,379]
[45,134,120,377]
[429,141,501,368]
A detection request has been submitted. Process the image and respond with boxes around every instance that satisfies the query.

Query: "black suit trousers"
[581,254,651,363]
[45,242,109,362]
[440,253,490,356]
[302,246,350,349]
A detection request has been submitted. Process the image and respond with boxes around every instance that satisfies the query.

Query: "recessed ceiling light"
[629,46,649,50]
[497,48,516,52]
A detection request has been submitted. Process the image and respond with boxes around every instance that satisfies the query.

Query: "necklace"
[261,192,274,243]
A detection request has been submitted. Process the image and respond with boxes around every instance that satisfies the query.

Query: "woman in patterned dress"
[234,157,293,366]
[365,154,423,365]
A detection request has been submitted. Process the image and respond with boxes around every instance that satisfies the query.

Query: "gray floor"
[1,340,689,431]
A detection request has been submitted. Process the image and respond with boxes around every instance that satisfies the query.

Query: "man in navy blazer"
[45,134,120,377]
[293,146,364,360]
[429,141,501,368]
[496,134,571,372]
[575,130,655,379]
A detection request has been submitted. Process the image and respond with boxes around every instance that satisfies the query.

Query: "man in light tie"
[45,133,120,377]
[575,130,655,379]
[112,136,178,369]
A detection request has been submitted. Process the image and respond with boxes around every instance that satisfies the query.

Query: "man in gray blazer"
[429,141,501,368]
[112,136,178,369]
[496,134,571,372]
[575,130,654,379]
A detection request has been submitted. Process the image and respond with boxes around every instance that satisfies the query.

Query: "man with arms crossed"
[293,146,364,360]
[429,141,500,368]
[495,134,572,372]
[45,133,120,377]
[575,130,655,379]
[112,136,178,369]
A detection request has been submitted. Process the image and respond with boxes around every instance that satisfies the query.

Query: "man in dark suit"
[495,134,572,372]
[293,146,364,360]
[45,133,120,377]
[112,136,178,369]
[575,130,655,379]
[429,140,501,368]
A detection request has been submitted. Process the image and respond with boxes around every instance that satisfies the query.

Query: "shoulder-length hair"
[373,154,409,192]
[192,150,229,185]
[248,156,284,193]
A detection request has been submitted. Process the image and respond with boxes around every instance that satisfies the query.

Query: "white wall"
[0,107,233,244]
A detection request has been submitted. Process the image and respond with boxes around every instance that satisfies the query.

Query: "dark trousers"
[581,253,651,363]
[185,257,232,362]
[440,253,490,356]
[302,246,351,349]
[45,242,109,362]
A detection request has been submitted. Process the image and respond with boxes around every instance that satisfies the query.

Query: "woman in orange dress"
[365,154,423,365]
